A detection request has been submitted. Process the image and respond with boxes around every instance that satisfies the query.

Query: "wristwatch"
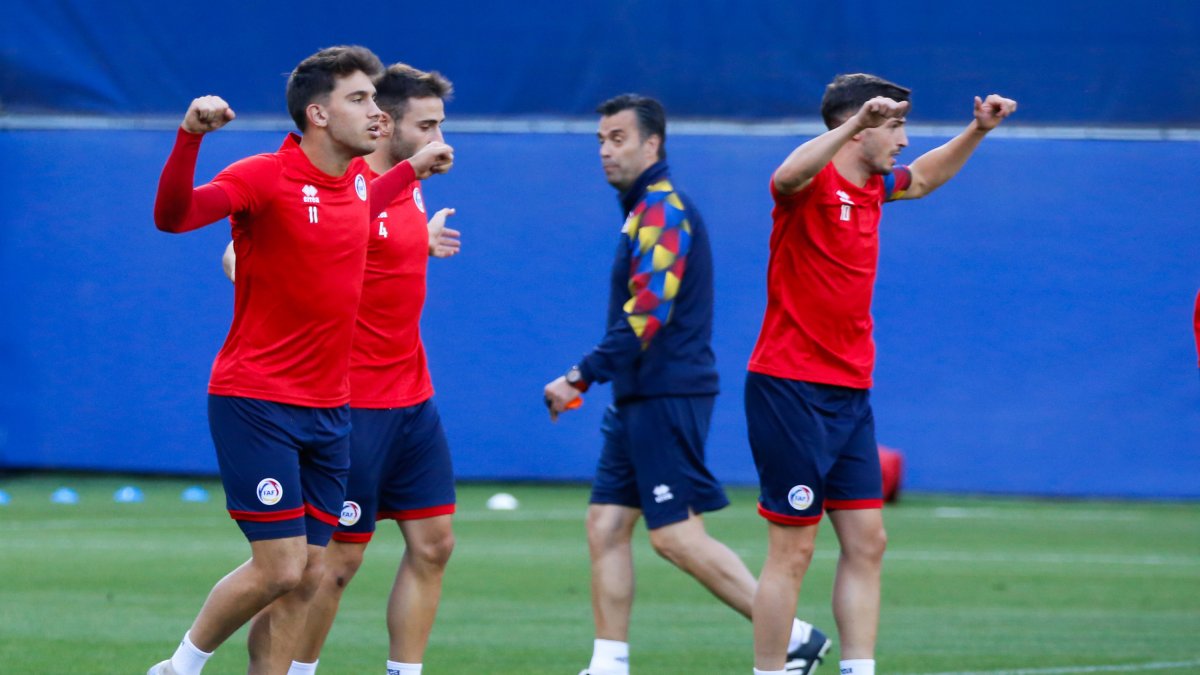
[565,365,589,392]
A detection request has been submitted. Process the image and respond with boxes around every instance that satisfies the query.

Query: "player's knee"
[410,530,455,569]
[647,527,694,566]
[844,525,887,563]
[585,509,628,552]
[261,560,306,596]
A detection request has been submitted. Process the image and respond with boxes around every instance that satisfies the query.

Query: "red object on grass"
[879,445,904,503]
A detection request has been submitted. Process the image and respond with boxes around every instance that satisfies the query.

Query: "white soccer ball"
[486,492,519,511]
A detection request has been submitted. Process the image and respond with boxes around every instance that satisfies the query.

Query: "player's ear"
[307,103,328,129]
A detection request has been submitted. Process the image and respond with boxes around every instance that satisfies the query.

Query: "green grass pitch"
[0,474,1197,674]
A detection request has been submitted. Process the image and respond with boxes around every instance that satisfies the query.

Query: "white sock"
[786,617,811,653]
[386,661,422,675]
[754,669,787,675]
[288,660,319,674]
[169,631,213,675]
[840,659,875,675]
[588,638,630,674]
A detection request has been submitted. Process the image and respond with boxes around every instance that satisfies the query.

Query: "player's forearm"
[369,160,417,216]
[774,122,861,193]
[578,324,644,386]
[154,129,231,233]
[908,121,989,197]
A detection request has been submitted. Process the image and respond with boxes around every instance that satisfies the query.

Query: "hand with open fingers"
[428,208,461,258]
[410,141,455,179]
[974,94,1018,131]
[855,96,910,130]
[543,376,580,423]
[182,95,235,135]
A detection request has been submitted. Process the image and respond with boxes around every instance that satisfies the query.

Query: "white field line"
[912,658,1200,675]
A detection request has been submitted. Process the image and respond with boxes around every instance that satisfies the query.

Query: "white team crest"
[788,485,814,511]
[413,186,425,213]
[653,484,674,503]
[302,185,320,204]
[355,174,368,201]
[339,500,362,526]
[256,478,283,506]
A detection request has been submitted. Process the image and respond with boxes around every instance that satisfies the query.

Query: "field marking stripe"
[917,659,1200,675]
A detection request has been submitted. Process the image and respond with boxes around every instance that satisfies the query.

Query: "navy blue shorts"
[591,395,729,530]
[744,372,882,526]
[333,399,456,544]
[208,395,351,545]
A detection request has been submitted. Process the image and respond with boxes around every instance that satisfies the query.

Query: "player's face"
[859,117,908,174]
[387,96,446,164]
[321,70,383,157]
[598,110,658,192]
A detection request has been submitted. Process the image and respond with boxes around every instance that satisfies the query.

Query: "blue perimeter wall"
[1,129,1198,498]
[2,1,1198,124]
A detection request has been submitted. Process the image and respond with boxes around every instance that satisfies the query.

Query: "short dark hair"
[596,93,667,161]
[286,45,385,131]
[820,73,912,129]
[374,63,454,120]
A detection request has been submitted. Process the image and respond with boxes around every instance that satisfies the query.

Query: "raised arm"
[153,96,236,233]
[774,97,910,195]
[369,141,455,216]
[900,94,1018,200]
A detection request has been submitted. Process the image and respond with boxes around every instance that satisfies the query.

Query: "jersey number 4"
[378,222,389,238]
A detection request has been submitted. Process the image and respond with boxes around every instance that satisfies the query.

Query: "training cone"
[51,487,79,504]
[114,486,144,503]
[181,486,210,503]
[0,489,10,505]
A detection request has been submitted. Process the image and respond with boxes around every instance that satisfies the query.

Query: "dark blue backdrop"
[1,127,1197,497]
[3,0,1198,124]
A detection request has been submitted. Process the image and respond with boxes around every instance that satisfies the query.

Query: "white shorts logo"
[256,478,283,506]
[339,501,362,526]
[355,174,368,201]
[413,186,425,213]
[788,485,814,511]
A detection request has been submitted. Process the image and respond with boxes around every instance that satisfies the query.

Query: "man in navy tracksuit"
[543,93,831,675]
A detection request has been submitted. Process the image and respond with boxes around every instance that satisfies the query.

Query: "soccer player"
[543,94,831,675]
[148,46,452,675]
[286,63,460,675]
[744,74,1016,675]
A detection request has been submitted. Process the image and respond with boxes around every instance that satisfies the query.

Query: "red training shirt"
[748,162,910,389]
[208,133,372,406]
[349,172,434,408]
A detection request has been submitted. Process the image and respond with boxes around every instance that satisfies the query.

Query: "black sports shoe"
[785,622,832,675]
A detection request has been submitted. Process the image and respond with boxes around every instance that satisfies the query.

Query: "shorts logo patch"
[788,485,814,511]
[653,483,674,503]
[339,500,362,526]
[354,174,368,201]
[256,478,283,506]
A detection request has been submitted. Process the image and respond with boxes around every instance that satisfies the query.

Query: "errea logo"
[653,484,674,503]
[835,190,855,206]
[302,185,320,204]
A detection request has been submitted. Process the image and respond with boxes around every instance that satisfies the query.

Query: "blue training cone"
[51,487,79,504]
[181,486,209,503]
[114,486,144,503]
[0,489,10,505]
